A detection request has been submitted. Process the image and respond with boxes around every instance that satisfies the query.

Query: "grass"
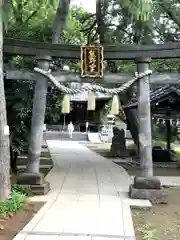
[136,223,157,240]
[135,221,180,240]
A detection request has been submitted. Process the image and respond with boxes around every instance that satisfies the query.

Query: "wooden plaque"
[81,45,104,78]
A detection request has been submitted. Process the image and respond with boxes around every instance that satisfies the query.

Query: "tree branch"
[24,10,39,24]
[108,23,130,35]
[160,2,180,28]
[81,13,96,24]
[80,20,96,32]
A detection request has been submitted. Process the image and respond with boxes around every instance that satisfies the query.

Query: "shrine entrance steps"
[14,140,151,240]
[44,131,88,142]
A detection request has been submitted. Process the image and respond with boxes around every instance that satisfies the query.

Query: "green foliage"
[45,87,63,124]
[65,7,88,44]
[152,119,179,142]
[5,2,88,43]
[5,0,56,41]
[5,79,33,153]
[0,190,27,217]
[12,184,32,196]
[119,0,153,21]
[118,60,136,73]
[0,185,31,217]
[137,223,157,240]
[152,59,180,73]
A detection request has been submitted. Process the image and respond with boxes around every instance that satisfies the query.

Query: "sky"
[71,0,96,13]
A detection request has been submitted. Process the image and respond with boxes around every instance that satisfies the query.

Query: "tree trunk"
[27,0,71,172]
[0,5,11,200]
[124,18,152,154]
[96,0,105,44]
[136,57,153,177]
[166,119,171,152]
[52,0,71,44]
[121,89,139,146]
[124,108,139,146]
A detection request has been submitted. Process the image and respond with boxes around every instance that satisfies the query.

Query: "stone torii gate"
[4,38,179,201]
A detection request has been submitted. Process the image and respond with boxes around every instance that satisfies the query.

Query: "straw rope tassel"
[61,94,70,114]
[87,91,96,111]
[110,95,120,115]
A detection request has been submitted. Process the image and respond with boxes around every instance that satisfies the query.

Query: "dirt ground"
[0,202,44,240]
[132,189,180,240]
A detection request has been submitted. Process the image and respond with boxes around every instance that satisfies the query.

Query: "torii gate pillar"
[16,56,51,195]
[136,57,153,177]
[129,57,167,204]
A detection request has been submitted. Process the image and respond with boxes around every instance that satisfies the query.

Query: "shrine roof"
[123,85,180,109]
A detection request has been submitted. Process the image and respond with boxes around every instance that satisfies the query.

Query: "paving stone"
[92,237,124,240]
[59,237,91,240]
[122,202,135,238]
[26,235,60,240]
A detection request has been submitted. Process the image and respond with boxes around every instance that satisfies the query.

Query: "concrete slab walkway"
[13,140,149,240]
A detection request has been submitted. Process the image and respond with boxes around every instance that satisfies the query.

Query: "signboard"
[81,45,104,78]
[99,124,113,142]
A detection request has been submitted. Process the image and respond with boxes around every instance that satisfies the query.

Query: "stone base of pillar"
[129,176,168,204]
[16,172,50,195]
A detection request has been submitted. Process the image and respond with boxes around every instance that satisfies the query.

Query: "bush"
[12,184,32,196]
[0,190,27,217]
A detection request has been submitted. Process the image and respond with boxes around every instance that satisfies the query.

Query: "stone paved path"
[14,140,140,240]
